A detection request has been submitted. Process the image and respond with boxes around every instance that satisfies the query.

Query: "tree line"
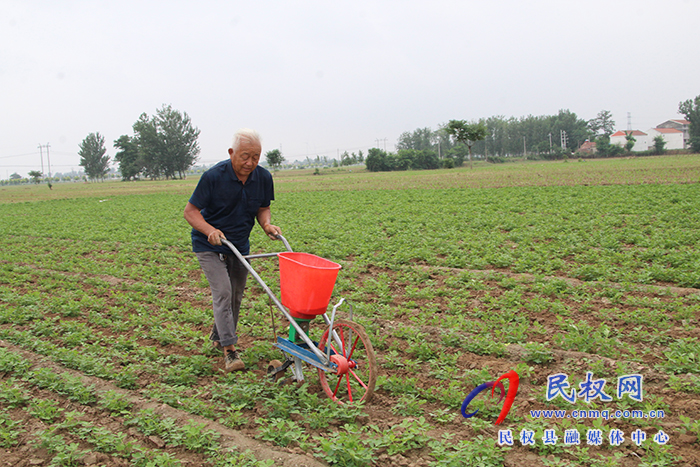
[366,110,589,172]
[79,105,200,181]
[75,96,699,178]
[366,99,700,172]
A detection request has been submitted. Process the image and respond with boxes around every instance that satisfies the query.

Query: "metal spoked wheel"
[317,319,377,404]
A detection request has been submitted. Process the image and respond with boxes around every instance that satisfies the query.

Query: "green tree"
[595,135,624,158]
[443,120,488,168]
[132,112,163,180]
[625,132,636,152]
[265,149,285,171]
[554,109,592,152]
[129,105,200,180]
[28,170,43,184]
[339,151,352,166]
[678,95,700,153]
[396,127,436,151]
[156,104,200,179]
[365,148,391,172]
[79,132,110,181]
[9,173,21,180]
[653,135,666,155]
[588,110,616,137]
[113,135,141,181]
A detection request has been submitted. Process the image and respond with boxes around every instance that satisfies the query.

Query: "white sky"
[2,0,699,178]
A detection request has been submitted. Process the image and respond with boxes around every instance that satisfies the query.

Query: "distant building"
[647,127,685,150]
[611,120,689,152]
[656,119,690,148]
[610,130,648,152]
[578,140,597,154]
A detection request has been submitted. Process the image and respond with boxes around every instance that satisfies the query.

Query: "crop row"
[1,180,699,465]
[4,184,700,288]
[1,251,697,464]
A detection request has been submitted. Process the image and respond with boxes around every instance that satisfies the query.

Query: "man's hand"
[207,229,225,246]
[262,223,281,240]
[256,206,280,240]
[184,203,225,246]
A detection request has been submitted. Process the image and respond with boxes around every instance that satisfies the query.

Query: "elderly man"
[184,129,281,372]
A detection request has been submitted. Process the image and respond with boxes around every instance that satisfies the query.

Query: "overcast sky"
[2,0,699,178]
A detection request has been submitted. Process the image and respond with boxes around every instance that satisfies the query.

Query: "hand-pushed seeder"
[220,235,377,404]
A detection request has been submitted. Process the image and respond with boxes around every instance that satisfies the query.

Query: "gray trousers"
[195,251,249,348]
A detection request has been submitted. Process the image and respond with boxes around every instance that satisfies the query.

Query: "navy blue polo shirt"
[189,160,274,255]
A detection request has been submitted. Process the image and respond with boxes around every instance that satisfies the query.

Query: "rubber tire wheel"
[317,319,377,404]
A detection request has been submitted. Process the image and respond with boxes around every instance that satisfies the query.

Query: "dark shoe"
[209,330,222,350]
[224,349,245,372]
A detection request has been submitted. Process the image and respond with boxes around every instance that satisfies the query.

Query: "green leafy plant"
[314,425,374,467]
[522,342,555,364]
[662,337,699,373]
[98,389,133,415]
[209,449,274,467]
[26,398,63,422]
[392,394,427,417]
[679,414,700,438]
[219,403,248,429]
[256,418,308,448]
[668,373,700,394]
[0,413,24,447]
[429,434,507,467]
[26,367,97,404]
[0,378,31,408]
[368,417,430,455]
[181,420,221,453]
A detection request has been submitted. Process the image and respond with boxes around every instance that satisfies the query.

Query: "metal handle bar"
[275,234,292,252]
[240,234,292,259]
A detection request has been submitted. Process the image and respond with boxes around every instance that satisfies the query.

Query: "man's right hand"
[207,230,225,246]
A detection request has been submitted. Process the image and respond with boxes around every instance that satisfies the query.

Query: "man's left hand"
[262,223,282,240]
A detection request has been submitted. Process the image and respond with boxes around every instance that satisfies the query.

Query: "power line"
[375,138,387,152]
[0,164,77,168]
[0,152,40,159]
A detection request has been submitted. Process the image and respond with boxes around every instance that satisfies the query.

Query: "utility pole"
[548,133,553,152]
[46,143,51,179]
[560,130,568,150]
[38,144,44,175]
[375,138,387,152]
[46,143,52,189]
[523,136,526,158]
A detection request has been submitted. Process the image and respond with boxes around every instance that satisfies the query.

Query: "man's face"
[228,138,262,179]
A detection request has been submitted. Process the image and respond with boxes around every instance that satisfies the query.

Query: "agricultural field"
[0,155,699,467]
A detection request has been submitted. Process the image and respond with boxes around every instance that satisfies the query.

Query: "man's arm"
[183,202,225,246]
[256,206,281,240]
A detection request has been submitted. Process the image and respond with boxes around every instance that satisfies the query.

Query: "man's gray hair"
[231,128,262,152]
